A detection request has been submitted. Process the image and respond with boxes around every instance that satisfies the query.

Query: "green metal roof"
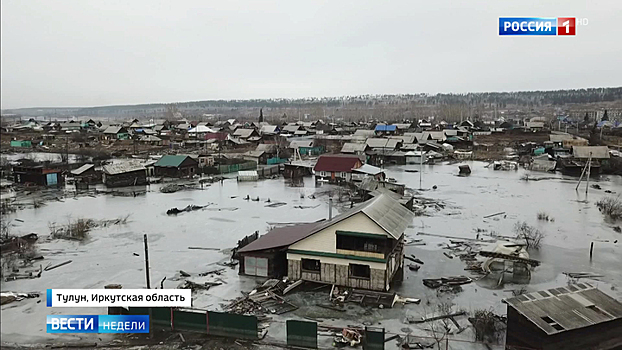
[154,155,191,167]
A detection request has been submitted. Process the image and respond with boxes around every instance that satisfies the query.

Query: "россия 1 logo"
[499,17,582,36]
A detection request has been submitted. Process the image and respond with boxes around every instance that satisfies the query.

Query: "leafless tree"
[513,221,545,249]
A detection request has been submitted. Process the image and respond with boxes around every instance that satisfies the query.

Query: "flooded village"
[2,102,622,350]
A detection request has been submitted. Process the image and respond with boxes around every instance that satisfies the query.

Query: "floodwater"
[2,161,621,349]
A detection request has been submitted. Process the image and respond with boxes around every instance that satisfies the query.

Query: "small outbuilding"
[70,164,100,184]
[102,162,147,187]
[154,155,198,177]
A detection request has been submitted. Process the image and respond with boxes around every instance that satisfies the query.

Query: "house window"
[337,234,385,254]
[301,258,320,273]
[349,263,371,279]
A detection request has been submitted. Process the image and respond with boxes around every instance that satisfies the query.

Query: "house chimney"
[329,198,333,221]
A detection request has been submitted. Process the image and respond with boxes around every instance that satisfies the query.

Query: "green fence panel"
[267,157,288,165]
[152,307,172,328]
[207,311,258,339]
[173,309,207,332]
[127,306,150,316]
[363,327,385,350]
[127,307,172,329]
[287,320,317,349]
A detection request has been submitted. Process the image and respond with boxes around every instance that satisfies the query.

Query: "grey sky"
[1,0,621,109]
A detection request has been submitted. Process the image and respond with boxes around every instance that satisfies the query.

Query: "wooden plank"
[580,289,622,317]
[533,299,587,330]
[513,301,557,334]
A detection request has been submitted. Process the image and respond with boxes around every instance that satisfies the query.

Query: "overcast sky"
[1,0,621,109]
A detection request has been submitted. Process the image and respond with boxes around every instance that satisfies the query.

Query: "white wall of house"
[288,212,390,254]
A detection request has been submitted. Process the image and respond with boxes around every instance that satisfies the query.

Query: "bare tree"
[513,221,545,249]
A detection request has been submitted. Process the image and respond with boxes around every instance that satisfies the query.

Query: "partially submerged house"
[154,155,198,177]
[13,165,63,186]
[505,283,622,350]
[237,221,324,278]
[243,150,268,165]
[238,194,414,291]
[287,193,414,291]
[351,164,386,182]
[70,164,100,184]
[102,162,147,187]
[314,154,363,182]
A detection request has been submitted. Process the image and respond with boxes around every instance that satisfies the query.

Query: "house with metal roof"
[153,155,198,178]
[290,139,324,156]
[102,161,147,187]
[374,124,397,135]
[353,129,376,138]
[287,193,414,291]
[313,154,363,183]
[572,146,610,160]
[281,124,302,134]
[102,126,129,140]
[259,125,280,135]
[366,138,402,151]
[238,194,414,291]
[341,142,369,155]
[505,283,622,350]
[351,164,386,182]
[233,128,260,140]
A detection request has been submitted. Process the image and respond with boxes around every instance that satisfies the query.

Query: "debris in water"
[167,204,207,215]
[1,292,40,305]
[459,165,471,175]
[293,204,321,209]
[44,260,72,271]
[422,276,472,289]
[563,272,604,279]
[483,212,505,219]
[160,184,184,193]
[408,311,466,324]
[265,202,287,208]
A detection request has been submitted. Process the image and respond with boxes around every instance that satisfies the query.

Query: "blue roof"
[375,125,397,132]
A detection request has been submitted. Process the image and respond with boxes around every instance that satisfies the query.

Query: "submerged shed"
[237,171,259,181]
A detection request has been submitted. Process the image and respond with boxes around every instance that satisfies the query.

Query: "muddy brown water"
[2,161,621,348]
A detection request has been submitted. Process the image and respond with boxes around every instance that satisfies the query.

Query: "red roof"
[313,154,362,172]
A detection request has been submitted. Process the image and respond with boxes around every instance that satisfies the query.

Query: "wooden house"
[154,155,198,177]
[238,194,414,291]
[102,162,147,187]
[13,165,63,186]
[313,154,363,183]
[505,283,622,350]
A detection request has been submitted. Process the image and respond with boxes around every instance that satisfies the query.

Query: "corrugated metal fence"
[127,307,258,339]
[217,161,257,174]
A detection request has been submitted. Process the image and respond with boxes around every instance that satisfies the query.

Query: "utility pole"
[419,150,423,190]
[143,234,151,289]
[585,153,592,195]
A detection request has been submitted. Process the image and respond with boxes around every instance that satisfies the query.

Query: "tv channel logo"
[499,17,582,36]
[47,315,149,333]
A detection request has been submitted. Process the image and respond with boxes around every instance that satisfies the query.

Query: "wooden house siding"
[287,252,388,291]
